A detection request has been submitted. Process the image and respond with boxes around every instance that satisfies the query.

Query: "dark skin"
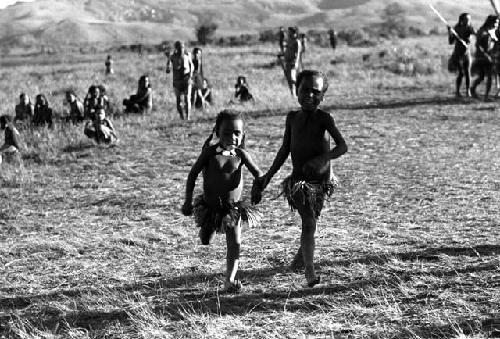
[260,75,347,185]
[255,74,347,286]
[182,118,262,287]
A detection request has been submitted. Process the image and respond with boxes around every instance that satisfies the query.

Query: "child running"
[253,70,347,287]
[182,109,263,292]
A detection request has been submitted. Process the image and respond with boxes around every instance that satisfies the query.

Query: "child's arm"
[165,54,171,73]
[236,148,263,178]
[303,113,347,175]
[261,113,292,189]
[182,148,210,215]
[237,148,265,205]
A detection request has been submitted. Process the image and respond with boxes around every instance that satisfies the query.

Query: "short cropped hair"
[296,69,329,94]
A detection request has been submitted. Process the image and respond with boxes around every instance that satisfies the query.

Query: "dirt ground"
[0,37,499,338]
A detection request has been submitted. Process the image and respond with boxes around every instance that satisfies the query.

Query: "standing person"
[14,93,34,125]
[182,110,263,292]
[447,13,475,98]
[0,115,22,165]
[32,94,53,128]
[191,47,205,107]
[281,27,302,97]
[166,41,194,120]
[65,90,85,124]
[253,70,347,287]
[279,26,287,54]
[84,106,118,145]
[471,15,499,100]
[329,29,337,50]
[105,55,114,75]
[299,33,307,71]
[122,75,153,114]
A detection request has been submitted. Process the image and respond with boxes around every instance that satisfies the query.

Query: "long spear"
[490,0,500,16]
[428,3,467,48]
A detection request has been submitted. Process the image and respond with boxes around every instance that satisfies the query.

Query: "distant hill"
[0,0,493,48]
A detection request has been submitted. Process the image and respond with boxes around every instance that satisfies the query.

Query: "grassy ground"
[0,37,499,338]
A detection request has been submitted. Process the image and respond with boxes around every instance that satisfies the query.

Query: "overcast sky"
[0,0,35,9]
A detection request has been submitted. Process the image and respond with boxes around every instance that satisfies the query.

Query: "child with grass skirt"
[182,109,263,292]
[253,70,347,287]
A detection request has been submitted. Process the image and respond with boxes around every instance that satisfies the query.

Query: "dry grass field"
[0,36,499,338]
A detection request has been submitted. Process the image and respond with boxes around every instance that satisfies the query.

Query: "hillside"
[0,0,494,47]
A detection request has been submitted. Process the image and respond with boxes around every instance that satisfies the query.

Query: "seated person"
[235,76,253,102]
[65,90,85,124]
[123,75,153,114]
[194,78,213,109]
[0,115,22,165]
[84,106,118,145]
[84,85,105,120]
[14,93,34,125]
[32,94,53,128]
[98,84,111,113]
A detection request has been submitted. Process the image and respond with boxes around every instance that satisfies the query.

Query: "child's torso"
[202,147,244,206]
[289,110,331,181]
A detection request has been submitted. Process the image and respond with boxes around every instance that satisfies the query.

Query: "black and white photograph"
[0,0,499,338]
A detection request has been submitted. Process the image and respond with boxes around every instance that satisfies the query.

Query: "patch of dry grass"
[1,37,499,338]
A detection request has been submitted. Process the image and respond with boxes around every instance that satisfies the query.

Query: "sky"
[0,0,35,9]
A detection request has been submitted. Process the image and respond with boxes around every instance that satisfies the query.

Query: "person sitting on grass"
[84,106,118,145]
[0,115,22,165]
[84,85,104,120]
[234,76,253,102]
[33,94,53,128]
[194,78,213,109]
[65,90,85,124]
[122,75,153,114]
[253,70,348,287]
[182,109,263,293]
[14,93,34,126]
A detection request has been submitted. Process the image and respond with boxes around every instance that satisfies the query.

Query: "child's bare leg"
[225,220,241,284]
[175,92,184,119]
[297,207,318,285]
[184,88,192,120]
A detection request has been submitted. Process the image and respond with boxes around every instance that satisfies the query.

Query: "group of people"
[14,92,53,128]
[448,12,500,100]
[165,42,212,120]
[182,70,347,292]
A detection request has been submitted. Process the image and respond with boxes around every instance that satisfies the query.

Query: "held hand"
[257,173,272,190]
[251,179,263,205]
[181,201,193,216]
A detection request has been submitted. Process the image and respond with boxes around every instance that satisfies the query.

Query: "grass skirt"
[193,195,261,234]
[281,175,338,218]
